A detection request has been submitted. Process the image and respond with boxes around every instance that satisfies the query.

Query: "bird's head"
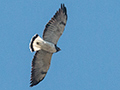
[55,45,61,52]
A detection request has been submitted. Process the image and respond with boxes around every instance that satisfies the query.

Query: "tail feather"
[29,34,43,52]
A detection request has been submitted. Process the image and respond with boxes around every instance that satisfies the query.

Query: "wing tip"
[30,79,40,87]
[30,81,40,87]
[61,3,67,20]
[30,76,45,87]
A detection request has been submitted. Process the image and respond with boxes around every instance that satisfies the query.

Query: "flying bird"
[29,4,67,87]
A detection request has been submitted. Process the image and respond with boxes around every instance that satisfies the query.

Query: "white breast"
[41,40,56,53]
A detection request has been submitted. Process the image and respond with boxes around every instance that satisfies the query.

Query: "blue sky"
[0,0,120,90]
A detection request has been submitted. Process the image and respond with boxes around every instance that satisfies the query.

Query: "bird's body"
[30,34,57,53]
[29,4,67,87]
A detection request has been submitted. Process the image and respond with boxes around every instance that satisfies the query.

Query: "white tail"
[29,34,43,52]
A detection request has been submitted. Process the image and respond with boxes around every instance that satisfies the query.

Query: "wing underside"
[30,50,52,87]
[43,4,67,44]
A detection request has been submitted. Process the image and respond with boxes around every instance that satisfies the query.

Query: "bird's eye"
[36,42,39,45]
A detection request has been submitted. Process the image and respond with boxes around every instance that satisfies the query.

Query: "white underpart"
[41,40,56,53]
[30,35,56,53]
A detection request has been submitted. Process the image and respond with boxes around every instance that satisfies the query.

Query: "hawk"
[29,4,67,87]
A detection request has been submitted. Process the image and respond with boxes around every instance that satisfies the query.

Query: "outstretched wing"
[30,50,52,87]
[43,4,67,44]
